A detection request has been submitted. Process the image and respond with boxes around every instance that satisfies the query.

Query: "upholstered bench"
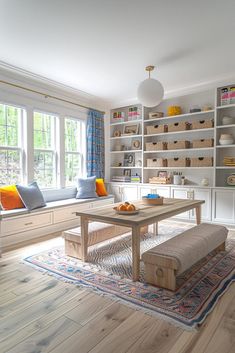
[64,222,147,259]
[142,223,228,291]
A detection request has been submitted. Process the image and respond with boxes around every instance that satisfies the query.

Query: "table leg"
[81,216,89,261]
[132,225,141,281]
[153,222,158,235]
[195,205,201,225]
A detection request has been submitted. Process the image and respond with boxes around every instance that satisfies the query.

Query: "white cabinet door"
[191,188,211,221]
[109,184,122,202]
[151,186,171,198]
[139,186,152,199]
[171,188,190,219]
[212,190,235,223]
[122,185,138,202]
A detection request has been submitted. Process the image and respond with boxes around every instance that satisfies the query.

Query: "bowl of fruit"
[114,202,139,215]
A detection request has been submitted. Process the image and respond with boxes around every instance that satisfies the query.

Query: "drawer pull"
[25,222,33,226]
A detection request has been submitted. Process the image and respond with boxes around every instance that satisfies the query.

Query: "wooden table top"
[76,198,205,227]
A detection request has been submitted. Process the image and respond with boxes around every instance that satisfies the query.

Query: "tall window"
[65,118,84,186]
[0,103,23,185]
[34,111,56,188]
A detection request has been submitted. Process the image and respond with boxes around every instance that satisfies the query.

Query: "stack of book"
[131,175,141,183]
[224,157,235,166]
[111,176,131,182]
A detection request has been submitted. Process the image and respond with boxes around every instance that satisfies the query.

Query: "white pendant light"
[137,65,164,107]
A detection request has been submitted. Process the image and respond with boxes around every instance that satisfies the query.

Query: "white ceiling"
[0,0,235,105]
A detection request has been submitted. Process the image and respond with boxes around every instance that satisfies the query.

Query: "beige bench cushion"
[63,222,131,246]
[142,223,228,274]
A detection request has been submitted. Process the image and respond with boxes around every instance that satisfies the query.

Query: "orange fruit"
[126,204,135,211]
[130,204,136,210]
[118,204,127,211]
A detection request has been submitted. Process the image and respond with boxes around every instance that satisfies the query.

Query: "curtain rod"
[0,80,105,115]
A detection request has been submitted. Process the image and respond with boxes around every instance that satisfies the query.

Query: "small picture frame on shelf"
[132,139,141,150]
[158,170,168,178]
[123,124,139,135]
[124,153,135,167]
[123,169,131,177]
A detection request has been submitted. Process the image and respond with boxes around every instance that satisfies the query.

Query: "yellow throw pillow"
[96,179,108,197]
[0,185,25,210]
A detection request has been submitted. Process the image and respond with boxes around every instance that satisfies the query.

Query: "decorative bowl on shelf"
[142,194,164,206]
[222,116,235,125]
[219,134,234,145]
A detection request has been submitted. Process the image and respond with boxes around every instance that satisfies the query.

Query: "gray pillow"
[76,176,98,199]
[16,182,46,210]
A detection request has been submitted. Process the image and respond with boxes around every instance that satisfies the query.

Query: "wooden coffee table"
[76,198,204,281]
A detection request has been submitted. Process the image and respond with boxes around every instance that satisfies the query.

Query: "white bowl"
[219,139,234,145]
[222,116,235,125]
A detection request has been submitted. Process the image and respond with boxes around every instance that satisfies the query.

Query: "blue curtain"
[86,110,105,178]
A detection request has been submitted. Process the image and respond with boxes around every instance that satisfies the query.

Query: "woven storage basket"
[167,157,190,167]
[167,121,190,132]
[145,141,167,151]
[191,119,214,130]
[190,157,213,167]
[146,124,166,135]
[192,138,214,148]
[147,158,167,167]
[167,140,190,150]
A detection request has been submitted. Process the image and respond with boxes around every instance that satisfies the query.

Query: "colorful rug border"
[23,251,235,331]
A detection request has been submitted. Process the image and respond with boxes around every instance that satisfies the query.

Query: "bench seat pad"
[142,223,228,275]
[63,222,131,246]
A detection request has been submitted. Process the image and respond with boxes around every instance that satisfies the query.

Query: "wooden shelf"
[144,127,214,138]
[110,134,142,140]
[216,144,235,148]
[144,147,214,153]
[216,166,235,169]
[144,167,214,170]
[110,119,142,126]
[216,124,235,129]
[110,166,141,169]
[110,150,142,153]
[144,110,214,123]
[217,104,235,110]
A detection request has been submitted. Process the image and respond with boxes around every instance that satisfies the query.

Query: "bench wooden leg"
[215,242,226,252]
[145,263,176,291]
[81,216,89,262]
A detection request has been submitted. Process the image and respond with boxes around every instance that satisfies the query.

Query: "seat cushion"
[142,223,228,274]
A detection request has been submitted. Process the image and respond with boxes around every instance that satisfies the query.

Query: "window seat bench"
[0,191,114,253]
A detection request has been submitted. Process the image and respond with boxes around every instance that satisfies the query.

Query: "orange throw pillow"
[0,185,25,210]
[96,179,108,197]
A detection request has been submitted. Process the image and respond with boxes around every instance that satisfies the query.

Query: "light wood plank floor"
[1,227,235,353]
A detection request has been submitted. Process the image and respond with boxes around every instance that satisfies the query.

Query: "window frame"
[0,102,25,185]
[33,110,58,189]
[64,116,86,187]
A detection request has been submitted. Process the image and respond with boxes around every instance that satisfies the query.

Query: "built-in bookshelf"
[109,85,235,187]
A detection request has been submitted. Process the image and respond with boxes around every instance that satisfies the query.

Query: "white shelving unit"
[109,85,235,189]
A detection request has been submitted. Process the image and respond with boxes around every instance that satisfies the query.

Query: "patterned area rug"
[24,221,235,330]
